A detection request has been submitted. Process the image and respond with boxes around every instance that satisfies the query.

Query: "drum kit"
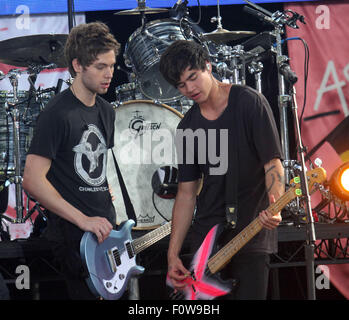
[0,0,306,232]
[0,34,66,224]
[108,0,306,229]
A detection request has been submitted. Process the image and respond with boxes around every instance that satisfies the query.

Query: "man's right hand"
[167,255,191,292]
[79,216,113,244]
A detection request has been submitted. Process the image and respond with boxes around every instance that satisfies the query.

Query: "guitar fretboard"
[132,221,172,255]
[207,187,298,274]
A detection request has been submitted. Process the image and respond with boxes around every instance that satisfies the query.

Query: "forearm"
[264,158,285,202]
[23,175,86,228]
[168,181,198,260]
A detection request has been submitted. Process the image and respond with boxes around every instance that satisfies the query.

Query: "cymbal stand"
[230,45,246,85]
[211,0,224,32]
[6,70,24,223]
[248,59,263,93]
[211,44,245,85]
[211,45,232,83]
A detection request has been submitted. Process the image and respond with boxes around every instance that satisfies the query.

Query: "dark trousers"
[50,241,97,300]
[220,251,271,300]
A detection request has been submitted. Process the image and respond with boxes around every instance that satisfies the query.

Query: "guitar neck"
[132,221,172,255]
[207,187,297,274]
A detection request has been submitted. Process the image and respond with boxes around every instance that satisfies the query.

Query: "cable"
[152,191,170,222]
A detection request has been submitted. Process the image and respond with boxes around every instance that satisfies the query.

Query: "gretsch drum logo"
[128,111,161,136]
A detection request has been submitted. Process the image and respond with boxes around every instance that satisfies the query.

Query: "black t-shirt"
[177,85,283,254]
[28,88,116,244]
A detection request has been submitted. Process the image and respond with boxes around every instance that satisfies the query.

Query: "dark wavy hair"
[64,22,121,77]
[159,40,210,87]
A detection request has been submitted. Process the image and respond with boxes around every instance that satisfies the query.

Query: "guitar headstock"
[289,167,327,194]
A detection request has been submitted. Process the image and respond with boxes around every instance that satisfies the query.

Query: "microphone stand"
[290,85,316,300]
[242,1,301,185]
[243,0,315,300]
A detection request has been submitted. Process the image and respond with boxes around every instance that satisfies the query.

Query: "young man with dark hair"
[159,40,285,300]
[23,22,120,299]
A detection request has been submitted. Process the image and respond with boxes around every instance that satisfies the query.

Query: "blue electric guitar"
[80,219,171,300]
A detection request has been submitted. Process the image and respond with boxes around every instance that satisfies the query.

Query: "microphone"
[279,63,298,84]
[286,11,306,29]
[162,183,179,189]
[55,78,63,95]
[243,6,275,25]
[151,166,178,199]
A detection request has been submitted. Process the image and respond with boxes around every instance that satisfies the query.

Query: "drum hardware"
[248,60,264,93]
[201,0,255,44]
[169,0,189,22]
[114,0,168,16]
[230,45,246,85]
[210,44,247,85]
[124,19,192,103]
[115,82,144,105]
[243,1,305,184]
[0,34,68,68]
[5,96,25,222]
[202,28,256,45]
[0,64,55,224]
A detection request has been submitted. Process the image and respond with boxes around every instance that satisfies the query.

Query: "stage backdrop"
[0,13,85,239]
[285,0,349,299]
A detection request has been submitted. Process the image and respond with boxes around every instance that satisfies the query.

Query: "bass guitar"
[80,219,171,300]
[167,167,326,300]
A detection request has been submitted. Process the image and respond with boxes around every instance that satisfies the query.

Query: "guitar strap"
[111,149,137,226]
[224,85,241,229]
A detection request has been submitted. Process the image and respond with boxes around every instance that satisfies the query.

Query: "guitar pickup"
[125,241,135,259]
[106,247,121,273]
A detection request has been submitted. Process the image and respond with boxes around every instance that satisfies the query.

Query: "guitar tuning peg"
[314,158,323,168]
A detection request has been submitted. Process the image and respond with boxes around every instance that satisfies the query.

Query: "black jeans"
[220,251,271,300]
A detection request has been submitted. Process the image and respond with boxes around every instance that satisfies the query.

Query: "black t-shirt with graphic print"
[177,85,283,254]
[28,88,116,245]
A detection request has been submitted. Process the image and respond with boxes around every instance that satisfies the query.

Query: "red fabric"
[285,0,349,299]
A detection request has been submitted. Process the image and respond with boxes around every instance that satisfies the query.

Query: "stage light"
[329,162,349,201]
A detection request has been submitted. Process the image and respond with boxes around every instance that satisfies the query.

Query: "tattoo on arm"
[266,173,275,193]
[265,165,276,175]
[265,165,285,193]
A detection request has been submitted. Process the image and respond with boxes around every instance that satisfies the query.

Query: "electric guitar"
[80,219,171,300]
[167,167,327,300]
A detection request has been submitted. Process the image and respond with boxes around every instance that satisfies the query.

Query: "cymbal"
[114,6,168,15]
[0,34,67,67]
[202,28,256,44]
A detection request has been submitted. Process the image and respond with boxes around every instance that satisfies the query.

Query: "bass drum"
[124,19,189,103]
[107,100,183,229]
